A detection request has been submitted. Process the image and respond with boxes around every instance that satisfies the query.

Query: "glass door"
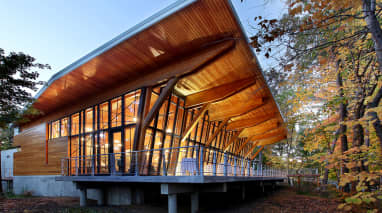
[111,131,123,173]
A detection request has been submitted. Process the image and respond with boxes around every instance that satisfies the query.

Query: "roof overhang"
[32,0,287,145]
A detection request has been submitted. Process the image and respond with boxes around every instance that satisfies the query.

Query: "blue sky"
[0,0,285,93]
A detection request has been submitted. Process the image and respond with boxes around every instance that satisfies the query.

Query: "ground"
[0,186,344,213]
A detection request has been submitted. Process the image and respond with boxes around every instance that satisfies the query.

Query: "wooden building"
[12,0,286,211]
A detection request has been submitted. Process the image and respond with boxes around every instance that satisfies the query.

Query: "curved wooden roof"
[33,0,286,146]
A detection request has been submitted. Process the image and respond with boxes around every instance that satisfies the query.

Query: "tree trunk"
[0,150,3,195]
[367,111,382,152]
[323,128,340,185]
[337,62,350,192]
[363,0,382,71]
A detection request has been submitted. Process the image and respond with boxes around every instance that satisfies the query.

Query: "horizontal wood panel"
[14,123,68,176]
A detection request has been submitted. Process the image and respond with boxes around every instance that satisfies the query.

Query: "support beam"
[250,146,264,160]
[205,118,229,146]
[235,137,251,155]
[248,127,285,141]
[227,113,276,130]
[180,104,210,142]
[209,97,267,121]
[223,130,243,152]
[257,134,287,146]
[244,142,259,158]
[142,77,179,130]
[136,38,236,89]
[240,120,280,138]
[185,77,256,108]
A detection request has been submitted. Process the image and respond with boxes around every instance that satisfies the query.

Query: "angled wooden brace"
[250,145,264,160]
[223,129,243,152]
[205,118,230,146]
[244,141,259,158]
[235,136,252,155]
[180,103,210,142]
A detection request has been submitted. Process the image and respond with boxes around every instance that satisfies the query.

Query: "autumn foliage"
[249,0,382,211]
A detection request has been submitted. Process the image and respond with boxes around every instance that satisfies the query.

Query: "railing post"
[162,151,167,176]
[241,159,244,176]
[252,161,255,176]
[75,158,78,176]
[213,150,217,176]
[247,160,250,177]
[110,153,116,176]
[135,152,139,176]
[199,146,204,176]
[91,156,95,176]
[195,146,200,175]
[224,153,228,176]
[234,157,237,176]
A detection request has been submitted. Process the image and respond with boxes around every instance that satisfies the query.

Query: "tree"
[245,0,382,210]
[0,48,49,195]
[0,48,49,128]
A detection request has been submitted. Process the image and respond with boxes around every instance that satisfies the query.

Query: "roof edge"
[34,0,198,99]
[226,0,286,125]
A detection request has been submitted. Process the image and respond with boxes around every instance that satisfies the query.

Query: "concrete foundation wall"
[13,175,97,201]
[14,175,80,197]
[13,175,129,205]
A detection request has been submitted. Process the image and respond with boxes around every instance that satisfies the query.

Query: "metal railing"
[61,146,287,178]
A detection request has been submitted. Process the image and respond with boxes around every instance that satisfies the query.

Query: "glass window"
[52,120,60,138]
[125,127,135,152]
[99,102,109,129]
[61,117,69,137]
[99,131,109,173]
[84,134,93,156]
[111,97,122,127]
[125,127,135,173]
[100,102,108,129]
[70,136,79,175]
[71,113,80,135]
[85,108,93,132]
[125,90,141,124]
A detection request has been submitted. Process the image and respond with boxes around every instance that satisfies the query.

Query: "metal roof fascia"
[34,0,198,99]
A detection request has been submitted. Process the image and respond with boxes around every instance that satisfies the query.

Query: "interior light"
[133,117,138,122]
[166,128,172,133]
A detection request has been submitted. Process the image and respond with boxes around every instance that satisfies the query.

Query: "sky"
[0,0,286,95]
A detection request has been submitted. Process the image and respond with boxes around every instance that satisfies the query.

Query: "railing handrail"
[61,145,289,178]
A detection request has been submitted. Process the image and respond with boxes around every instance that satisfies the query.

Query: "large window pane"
[61,117,68,137]
[125,90,141,124]
[85,108,93,132]
[70,136,79,175]
[71,113,79,135]
[99,131,109,173]
[111,97,122,127]
[52,120,60,138]
[100,102,108,129]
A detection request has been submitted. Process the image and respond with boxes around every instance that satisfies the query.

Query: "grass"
[2,192,33,199]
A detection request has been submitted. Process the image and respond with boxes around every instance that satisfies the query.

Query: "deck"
[56,175,285,183]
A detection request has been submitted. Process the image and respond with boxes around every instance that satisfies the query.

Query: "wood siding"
[14,123,68,175]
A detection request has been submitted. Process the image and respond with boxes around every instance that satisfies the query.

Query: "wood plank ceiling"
[33,0,287,146]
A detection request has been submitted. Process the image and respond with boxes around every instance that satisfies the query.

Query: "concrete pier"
[191,192,199,213]
[79,188,87,207]
[168,194,177,213]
